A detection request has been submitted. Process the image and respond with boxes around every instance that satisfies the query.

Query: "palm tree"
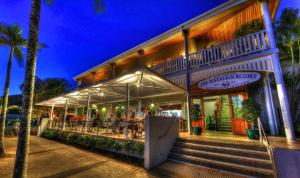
[0,24,26,157]
[13,1,104,177]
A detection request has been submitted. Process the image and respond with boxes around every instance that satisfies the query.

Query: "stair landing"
[180,131,258,144]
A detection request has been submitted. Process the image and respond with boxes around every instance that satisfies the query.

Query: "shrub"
[112,141,123,151]
[41,129,144,156]
[41,129,56,139]
[66,133,78,144]
[241,99,262,127]
[133,142,144,155]
[77,135,96,147]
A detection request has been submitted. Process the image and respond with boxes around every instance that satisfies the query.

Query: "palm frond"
[13,46,24,67]
[94,0,105,13]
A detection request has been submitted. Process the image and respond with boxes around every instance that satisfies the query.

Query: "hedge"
[41,129,144,157]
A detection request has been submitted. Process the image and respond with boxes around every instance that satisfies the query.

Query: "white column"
[63,100,68,130]
[263,74,277,135]
[84,94,91,133]
[183,29,192,134]
[260,0,295,141]
[49,103,55,128]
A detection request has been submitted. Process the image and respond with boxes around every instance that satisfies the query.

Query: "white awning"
[36,68,186,107]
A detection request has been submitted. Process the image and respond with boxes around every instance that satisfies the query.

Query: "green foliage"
[191,104,201,121]
[205,114,215,130]
[66,133,78,144]
[7,105,21,114]
[0,24,26,66]
[41,129,57,139]
[41,129,144,156]
[20,77,73,103]
[233,19,264,38]
[240,99,262,124]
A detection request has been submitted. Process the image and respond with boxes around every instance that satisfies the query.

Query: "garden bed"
[41,129,144,159]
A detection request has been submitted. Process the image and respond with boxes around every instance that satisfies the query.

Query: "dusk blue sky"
[0,0,299,95]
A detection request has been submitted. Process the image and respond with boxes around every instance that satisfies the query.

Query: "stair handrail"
[257,117,278,178]
[257,117,270,146]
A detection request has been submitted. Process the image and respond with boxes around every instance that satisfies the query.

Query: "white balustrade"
[151,30,268,75]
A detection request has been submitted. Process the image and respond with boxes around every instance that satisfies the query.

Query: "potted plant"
[240,99,262,140]
[191,104,202,135]
[205,114,215,130]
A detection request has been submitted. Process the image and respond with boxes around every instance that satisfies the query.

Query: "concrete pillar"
[263,74,278,135]
[63,100,68,130]
[260,0,295,141]
[49,103,55,128]
[138,49,144,68]
[183,29,192,135]
[84,94,91,133]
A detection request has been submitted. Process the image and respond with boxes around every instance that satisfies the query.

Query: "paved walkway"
[0,136,244,178]
[0,136,159,178]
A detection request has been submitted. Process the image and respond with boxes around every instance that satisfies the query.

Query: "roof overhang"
[37,68,186,107]
[73,0,280,82]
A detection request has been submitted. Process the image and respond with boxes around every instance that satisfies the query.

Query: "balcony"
[151,30,269,75]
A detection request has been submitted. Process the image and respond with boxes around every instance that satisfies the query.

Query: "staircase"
[166,138,274,177]
[218,96,232,132]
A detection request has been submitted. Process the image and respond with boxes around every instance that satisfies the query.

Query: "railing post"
[260,0,295,141]
[183,29,192,135]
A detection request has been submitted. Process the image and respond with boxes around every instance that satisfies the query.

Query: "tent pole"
[125,83,129,139]
[84,93,91,133]
[63,100,68,130]
[49,103,55,128]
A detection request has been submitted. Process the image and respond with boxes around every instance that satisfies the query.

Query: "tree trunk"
[13,0,41,177]
[0,47,14,156]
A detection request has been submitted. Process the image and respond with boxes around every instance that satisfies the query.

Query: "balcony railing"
[151,30,269,75]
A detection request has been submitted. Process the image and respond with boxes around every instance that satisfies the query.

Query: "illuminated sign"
[198,72,261,90]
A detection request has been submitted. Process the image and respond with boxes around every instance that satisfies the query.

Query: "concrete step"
[171,147,273,169]
[174,142,269,159]
[169,154,274,178]
[155,160,246,178]
[177,138,267,152]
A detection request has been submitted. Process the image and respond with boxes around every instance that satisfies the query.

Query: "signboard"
[198,72,261,90]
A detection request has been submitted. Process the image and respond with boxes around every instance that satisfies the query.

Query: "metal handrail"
[257,117,278,178]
